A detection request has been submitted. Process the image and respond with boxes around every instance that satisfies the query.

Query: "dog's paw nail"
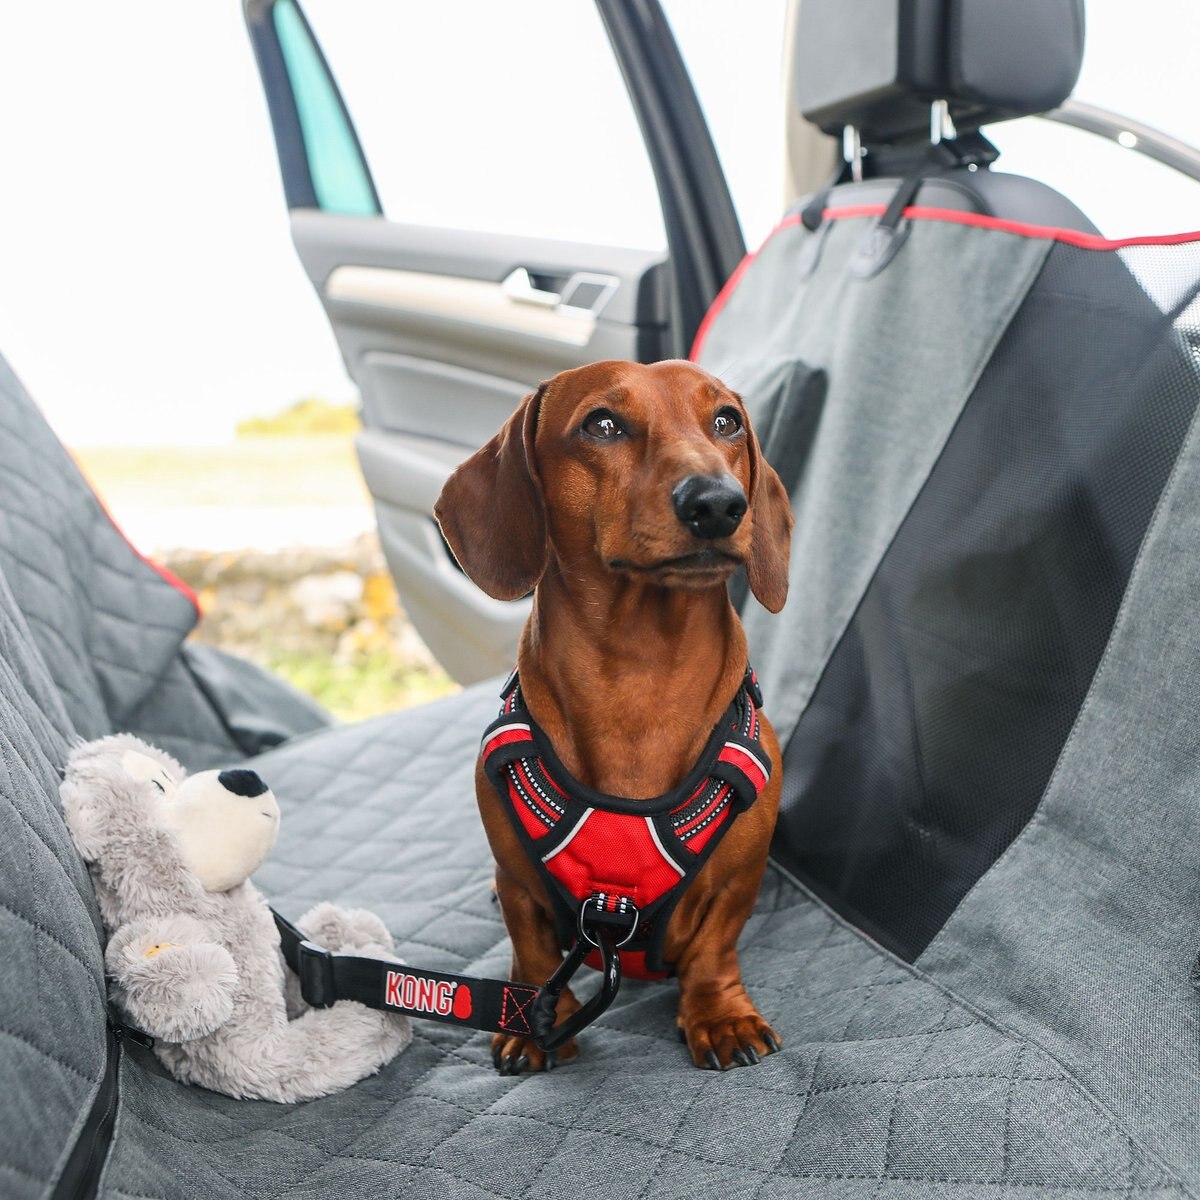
[704,1050,721,1071]
[741,1045,760,1065]
[492,1048,503,1070]
[676,1027,687,1043]
[500,1054,519,1076]
[515,1055,530,1074]
[545,1053,556,1071]
[764,1034,780,1053]
[731,1049,749,1067]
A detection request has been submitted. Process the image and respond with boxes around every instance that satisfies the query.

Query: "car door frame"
[244,0,746,359]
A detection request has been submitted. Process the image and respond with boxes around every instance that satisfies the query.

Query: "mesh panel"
[775,232,1200,960]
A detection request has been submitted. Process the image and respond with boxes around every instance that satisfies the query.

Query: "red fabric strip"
[689,206,1200,362]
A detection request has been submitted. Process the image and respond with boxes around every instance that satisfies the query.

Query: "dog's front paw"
[679,1007,780,1071]
[490,1031,578,1075]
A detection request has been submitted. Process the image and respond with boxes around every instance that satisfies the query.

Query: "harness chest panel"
[481,668,770,979]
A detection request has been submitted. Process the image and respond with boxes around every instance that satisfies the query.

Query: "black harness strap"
[273,910,541,1039]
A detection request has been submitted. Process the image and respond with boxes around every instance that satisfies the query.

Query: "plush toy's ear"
[434,385,547,601]
[121,749,178,796]
[744,419,794,614]
[61,736,181,861]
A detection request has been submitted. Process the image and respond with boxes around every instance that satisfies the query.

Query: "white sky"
[0,1,1197,447]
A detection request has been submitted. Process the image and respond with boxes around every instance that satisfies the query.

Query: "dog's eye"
[151,779,165,794]
[582,409,624,440]
[713,408,743,438]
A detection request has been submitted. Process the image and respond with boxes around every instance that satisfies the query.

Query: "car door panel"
[288,210,670,679]
[246,0,737,683]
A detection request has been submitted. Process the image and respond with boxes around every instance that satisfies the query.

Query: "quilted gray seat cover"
[0,423,1192,1197]
[4,227,1200,1192]
[98,692,1190,1198]
[4,629,1190,1197]
[0,358,328,769]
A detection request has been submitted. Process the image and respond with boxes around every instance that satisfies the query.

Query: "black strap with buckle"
[273,909,543,1040]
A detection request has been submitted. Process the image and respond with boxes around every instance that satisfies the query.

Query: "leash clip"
[531,897,635,1052]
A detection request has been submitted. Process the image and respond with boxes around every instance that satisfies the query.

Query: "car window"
[987,0,1200,239]
[987,119,1200,240]
[273,0,377,216]
[1074,0,1200,149]
[296,0,667,251]
[660,0,790,250]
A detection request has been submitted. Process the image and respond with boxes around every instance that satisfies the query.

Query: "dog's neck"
[518,562,748,799]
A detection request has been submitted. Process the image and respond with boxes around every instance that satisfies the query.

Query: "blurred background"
[1,1,1197,719]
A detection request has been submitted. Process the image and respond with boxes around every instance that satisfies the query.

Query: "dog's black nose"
[672,474,747,539]
[218,769,269,798]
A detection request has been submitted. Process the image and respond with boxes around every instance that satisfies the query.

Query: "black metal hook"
[531,927,622,1052]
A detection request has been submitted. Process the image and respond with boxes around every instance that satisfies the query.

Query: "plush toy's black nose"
[672,474,747,539]
[218,769,268,798]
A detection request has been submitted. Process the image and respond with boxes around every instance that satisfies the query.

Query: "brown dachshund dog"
[434,359,792,1073]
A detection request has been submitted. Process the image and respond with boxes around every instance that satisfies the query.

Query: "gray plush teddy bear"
[61,734,412,1103]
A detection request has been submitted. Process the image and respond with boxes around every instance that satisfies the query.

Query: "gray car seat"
[5,0,1200,1197]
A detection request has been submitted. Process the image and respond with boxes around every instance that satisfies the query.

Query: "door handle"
[501,267,562,309]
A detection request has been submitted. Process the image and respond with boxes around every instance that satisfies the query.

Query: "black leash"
[273,904,622,1050]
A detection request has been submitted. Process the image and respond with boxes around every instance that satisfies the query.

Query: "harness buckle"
[296,939,337,1008]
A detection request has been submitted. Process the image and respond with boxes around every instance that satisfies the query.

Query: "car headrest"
[795,0,1085,146]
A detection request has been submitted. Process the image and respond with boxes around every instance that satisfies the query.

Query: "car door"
[243,0,744,683]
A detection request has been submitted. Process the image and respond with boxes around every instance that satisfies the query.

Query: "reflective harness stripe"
[481,667,770,980]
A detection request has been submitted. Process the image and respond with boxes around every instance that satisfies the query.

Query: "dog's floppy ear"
[744,419,794,613]
[434,385,547,601]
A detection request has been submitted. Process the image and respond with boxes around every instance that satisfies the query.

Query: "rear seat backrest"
[0,567,109,1193]
[0,358,200,739]
[700,0,1200,960]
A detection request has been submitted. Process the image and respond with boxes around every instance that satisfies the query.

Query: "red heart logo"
[452,984,473,1020]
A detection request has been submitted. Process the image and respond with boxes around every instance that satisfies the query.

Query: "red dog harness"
[481,666,770,980]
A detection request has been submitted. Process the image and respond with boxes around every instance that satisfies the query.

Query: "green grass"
[237,398,360,438]
[266,650,456,724]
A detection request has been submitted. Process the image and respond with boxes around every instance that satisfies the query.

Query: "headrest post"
[842,124,864,184]
[930,99,957,146]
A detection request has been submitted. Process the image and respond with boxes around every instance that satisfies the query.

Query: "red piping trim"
[688,206,1200,362]
[824,205,1200,250]
[689,214,804,361]
[70,451,202,616]
[108,517,203,617]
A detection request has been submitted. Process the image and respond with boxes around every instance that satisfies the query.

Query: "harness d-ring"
[531,901,627,1052]
[577,894,640,949]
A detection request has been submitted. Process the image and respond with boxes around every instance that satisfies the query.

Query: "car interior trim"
[324,266,598,348]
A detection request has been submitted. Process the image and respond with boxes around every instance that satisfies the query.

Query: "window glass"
[274,0,378,216]
[986,0,1200,239]
[660,0,789,251]
[987,119,1200,240]
[1074,0,1200,150]
[299,0,666,250]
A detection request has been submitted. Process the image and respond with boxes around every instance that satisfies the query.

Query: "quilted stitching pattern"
[0,571,109,1199]
[0,359,1186,1194]
[99,687,1188,1199]
[0,358,289,769]
[0,359,197,737]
